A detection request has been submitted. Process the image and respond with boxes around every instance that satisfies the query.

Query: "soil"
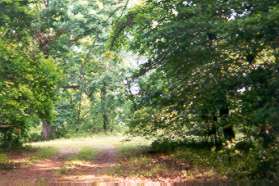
[0,147,120,185]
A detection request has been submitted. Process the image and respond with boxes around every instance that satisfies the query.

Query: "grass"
[30,147,58,160]
[66,147,98,161]
[108,141,227,180]
[29,135,138,151]
[56,164,71,175]
[0,152,29,170]
[0,135,274,184]
[28,135,150,159]
[76,147,97,160]
[115,139,151,158]
[1,135,255,182]
[0,153,9,164]
[27,135,155,177]
[171,147,256,178]
[109,155,168,178]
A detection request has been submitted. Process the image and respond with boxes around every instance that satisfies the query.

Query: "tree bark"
[41,120,53,140]
[220,100,235,142]
[102,110,109,132]
[101,83,109,132]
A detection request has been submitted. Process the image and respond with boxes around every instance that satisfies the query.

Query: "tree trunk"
[102,110,109,132]
[76,91,82,128]
[220,100,235,142]
[101,83,109,132]
[76,59,86,129]
[41,120,53,140]
[3,129,12,149]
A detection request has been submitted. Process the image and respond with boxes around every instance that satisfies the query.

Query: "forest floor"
[0,135,227,185]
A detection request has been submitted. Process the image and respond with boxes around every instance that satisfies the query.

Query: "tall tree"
[113,0,279,178]
[0,0,61,147]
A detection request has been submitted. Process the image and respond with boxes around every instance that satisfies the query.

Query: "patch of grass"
[56,164,71,175]
[28,135,150,156]
[0,153,24,170]
[115,137,151,158]
[109,155,162,177]
[67,147,98,161]
[109,148,226,180]
[171,147,258,179]
[148,140,262,180]
[31,147,58,160]
[29,135,123,153]
[0,153,9,164]
[0,153,12,170]
[110,154,189,178]
[117,144,149,158]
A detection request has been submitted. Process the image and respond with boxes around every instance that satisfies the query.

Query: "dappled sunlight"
[32,160,62,171]
[29,136,150,155]
[1,0,279,184]
[0,136,229,185]
[58,174,114,182]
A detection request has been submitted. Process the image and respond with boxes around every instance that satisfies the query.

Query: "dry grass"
[28,135,150,156]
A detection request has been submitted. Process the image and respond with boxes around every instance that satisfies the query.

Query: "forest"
[0,0,278,185]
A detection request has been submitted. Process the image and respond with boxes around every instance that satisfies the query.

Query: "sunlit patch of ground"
[0,135,227,185]
[29,135,150,155]
[0,135,154,184]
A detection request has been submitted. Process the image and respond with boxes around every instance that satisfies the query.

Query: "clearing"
[0,135,226,185]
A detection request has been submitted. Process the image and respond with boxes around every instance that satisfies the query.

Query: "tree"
[31,0,132,135]
[0,0,61,147]
[88,51,133,132]
[113,0,279,178]
[0,0,32,41]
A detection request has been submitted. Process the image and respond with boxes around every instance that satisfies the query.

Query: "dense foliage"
[0,0,60,148]
[32,0,133,137]
[113,0,279,180]
[1,0,279,181]
[0,0,133,141]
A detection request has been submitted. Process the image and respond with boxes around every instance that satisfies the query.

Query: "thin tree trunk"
[76,59,86,129]
[102,110,109,132]
[101,83,109,132]
[76,90,82,128]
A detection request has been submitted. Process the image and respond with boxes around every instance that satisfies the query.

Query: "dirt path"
[0,143,123,185]
[0,137,221,185]
[0,136,154,185]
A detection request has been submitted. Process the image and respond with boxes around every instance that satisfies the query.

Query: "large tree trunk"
[41,120,53,140]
